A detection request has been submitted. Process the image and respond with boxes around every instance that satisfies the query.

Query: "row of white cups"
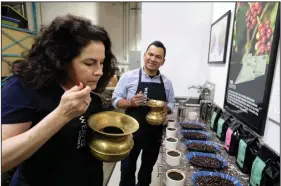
[165,120,184,186]
[164,111,198,186]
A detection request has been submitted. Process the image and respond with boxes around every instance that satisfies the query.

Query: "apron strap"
[135,68,142,95]
[159,74,164,85]
[159,74,167,101]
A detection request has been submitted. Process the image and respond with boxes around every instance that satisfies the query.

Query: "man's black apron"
[120,68,167,186]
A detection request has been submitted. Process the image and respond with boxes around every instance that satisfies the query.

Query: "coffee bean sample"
[167,138,177,142]
[189,156,223,169]
[168,171,184,181]
[187,143,216,153]
[183,132,207,140]
[167,151,180,157]
[195,176,235,186]
[167,128,176,131]
[181,124,203,130]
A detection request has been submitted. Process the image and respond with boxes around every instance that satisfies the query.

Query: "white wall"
[98,3,124,63]
[40,2,99,25]
[141,2,213,97]
[208,3,280,154]
[261,45,280,154]
[37,2,141,73]
[207,2,236,107]
[98,3,141,64]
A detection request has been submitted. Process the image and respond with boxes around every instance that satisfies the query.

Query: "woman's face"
[67,41,105,90]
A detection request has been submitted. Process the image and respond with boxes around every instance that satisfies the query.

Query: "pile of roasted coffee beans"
[190,156,223,169]
[187,143,216,153]
[181,124,203,130]
[195,176,235,186]
[183,132,207,140]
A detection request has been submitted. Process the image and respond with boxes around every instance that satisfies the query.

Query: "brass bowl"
[146,99,167,125]
[88,111,139,162]
[147,99,167,109]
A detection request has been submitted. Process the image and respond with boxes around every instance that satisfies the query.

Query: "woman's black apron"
[9,83,103,186]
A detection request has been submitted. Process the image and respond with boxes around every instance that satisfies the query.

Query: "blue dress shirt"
[112,68,175,111]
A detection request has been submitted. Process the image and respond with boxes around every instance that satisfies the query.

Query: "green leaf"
[266,55,270,64]
[235,5,249,51]
[245,41,251,51]
[270,2,279,28]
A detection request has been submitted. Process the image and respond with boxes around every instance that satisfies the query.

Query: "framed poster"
[223,2,280,136]
[208,10,231,64]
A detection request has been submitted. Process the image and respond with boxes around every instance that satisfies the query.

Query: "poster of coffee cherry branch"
[233,2,279,63]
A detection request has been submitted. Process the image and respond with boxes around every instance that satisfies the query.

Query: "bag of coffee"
[250,145,280,186]
[216,112,233,141]
[205,103,213,123]
[236,135,262,174]
[199,101,212,123]
[224,122,243,156]
[210,105,222,132]
[260,157,280,186]
[208,105,217,125]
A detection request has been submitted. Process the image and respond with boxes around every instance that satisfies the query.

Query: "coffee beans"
[190,156,223,169]
[195,176,235,186]
[187,143,216,153]
[167,127,176,131]
[167,151,180,157]
[182,124,203,130]
[183,132,207,140]
[168,171,184,181]
[167,138,177,142]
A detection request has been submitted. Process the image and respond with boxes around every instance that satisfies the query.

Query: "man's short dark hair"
[146,41,166,57]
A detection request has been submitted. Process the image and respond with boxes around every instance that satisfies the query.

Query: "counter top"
[158,106,250,186]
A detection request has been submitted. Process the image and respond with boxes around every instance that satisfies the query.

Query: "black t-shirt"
[2,75,104,186]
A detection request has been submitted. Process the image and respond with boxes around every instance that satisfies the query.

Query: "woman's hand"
[56,83,92,122]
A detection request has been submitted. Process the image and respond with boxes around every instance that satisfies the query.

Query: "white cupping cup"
[188,111,198,120]
[166,127,177,137]
[167,120,176,128]
[166,149,181,167]
[166,169,185,186]
[165,137,178,150]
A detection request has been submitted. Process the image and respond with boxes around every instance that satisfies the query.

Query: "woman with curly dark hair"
[1,14,116,186]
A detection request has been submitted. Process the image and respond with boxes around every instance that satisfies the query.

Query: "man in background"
[112,41,175,186]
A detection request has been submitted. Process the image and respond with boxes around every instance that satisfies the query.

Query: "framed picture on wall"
[207,10,231,64]
[223,2,280,136]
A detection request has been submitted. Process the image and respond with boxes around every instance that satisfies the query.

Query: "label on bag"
[210,112,217,129]
[216,118,225,138]
[237,139,247,168]
[224,128,233,151]
[250,156,266,186]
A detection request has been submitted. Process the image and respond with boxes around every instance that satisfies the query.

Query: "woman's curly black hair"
[11,14,117,93]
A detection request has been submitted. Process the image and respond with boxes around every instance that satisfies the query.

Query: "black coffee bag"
[236,134,262,174]
[250,145,280,186]
[260,158,280,186]
[225,122,243,156]
[216,113,233,141]
[210,105,222,132]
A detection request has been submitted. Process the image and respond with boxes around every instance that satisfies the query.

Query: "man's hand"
[161,104,171,117]
[130,91,144,107]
